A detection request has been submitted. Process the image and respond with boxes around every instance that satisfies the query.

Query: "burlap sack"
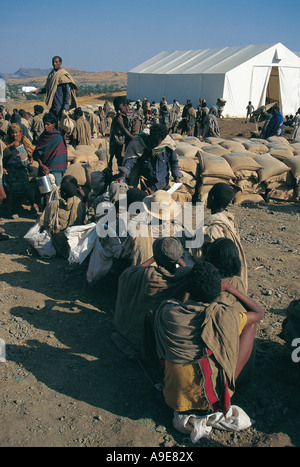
[267,136,290,145]
[198,152,235,180]
[266,187,295,202]
[175,142,199,158]
[200,145,230,156]
[179,170,197,188]
[90,138,107,149]
[242,141,269,154]
[254,154,290,182]
[204,137,225,144]
[283,156,300,182]
[170,133,183,141]
[197,184,213,202]
[65,163,87,186]
[233,193,266,205]
[234,169,259,182]
[200,176,234,185]
[177,156,198,175]
[222,153,262,173]
[95,146,108,162]
[74,145,97,153]
[220,140,246,152]
[269,146,294,161]
[84,160,107,189]
[74,153,99,163]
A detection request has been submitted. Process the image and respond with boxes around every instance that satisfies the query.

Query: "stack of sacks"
[65,163,88,188]
[197,152,235,202]
[254,153,294,202]
[283,156,300,200]
[170,156,198,203]
[221,152,264,205]
[266,143,294,162]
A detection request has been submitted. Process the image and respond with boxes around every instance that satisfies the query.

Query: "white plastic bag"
[24,223,56,258]
[65,223,97,264]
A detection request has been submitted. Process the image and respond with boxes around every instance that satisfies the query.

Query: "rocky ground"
[0,116,299,448]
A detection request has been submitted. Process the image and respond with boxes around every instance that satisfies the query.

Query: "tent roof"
[129,43,284,75]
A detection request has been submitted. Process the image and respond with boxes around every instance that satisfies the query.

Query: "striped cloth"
[33,129,67,172]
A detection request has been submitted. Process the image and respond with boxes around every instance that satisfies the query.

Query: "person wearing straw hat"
[119,190,193,268]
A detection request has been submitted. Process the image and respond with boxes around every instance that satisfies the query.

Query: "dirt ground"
[0,115,299,448]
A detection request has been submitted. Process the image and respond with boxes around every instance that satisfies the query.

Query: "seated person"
[192,182,248,292]
[118,123,182,194]
[3,123,38,216]
[112,237,191,361]
[39,175,86,258]
[154,261,264,418]
[118,190,193,267]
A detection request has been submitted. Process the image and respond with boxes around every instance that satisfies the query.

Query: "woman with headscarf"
[39,174,86,258]
[3,123,38,216]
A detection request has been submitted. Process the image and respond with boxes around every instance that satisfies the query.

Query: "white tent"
[127,43,300,117]
[0,78,5,102]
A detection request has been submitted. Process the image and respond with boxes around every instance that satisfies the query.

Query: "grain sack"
[204,137,225,144]
[74,145,97,153]
[234,193,266,205]
[283,156,300,182]
[65,163,87,186]
[95,146,108,162]
[234,179,261,193]
[181,136,201,143]
[169,181,193,204]
[197,184,214,202]
[269,146,294,161]
[266,187,295,202]
[220,140,246,152]
[191,141,209,149]
[222,152,262,173]
[233,169,259,182]
[290,142,300,151]
[254,154,290,182]
[200,145,230,156]
[250,138,269,144]
[198,152,235,180]
[242,141,269,154]
[170,133,183,141]
[179,170,197,188]
[90,138,107,149]
[267,136,290,145]
[200,176,234,185]
[74,153,99,163]
[59,114,75,134]
[84,160,107,189]
[175,142,199,158]
[177,156,198,175]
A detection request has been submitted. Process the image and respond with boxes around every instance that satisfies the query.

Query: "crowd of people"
[2,54,298,442]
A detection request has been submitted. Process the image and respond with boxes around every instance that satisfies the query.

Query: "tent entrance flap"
[249,66,271,109]
[266,67,280,106]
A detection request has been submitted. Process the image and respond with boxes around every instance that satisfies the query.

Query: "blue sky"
[1,0,299,73]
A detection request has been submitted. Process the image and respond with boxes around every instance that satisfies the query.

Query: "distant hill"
[0,67,127,87]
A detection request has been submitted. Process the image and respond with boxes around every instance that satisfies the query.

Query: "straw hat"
[143,190,182,221]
